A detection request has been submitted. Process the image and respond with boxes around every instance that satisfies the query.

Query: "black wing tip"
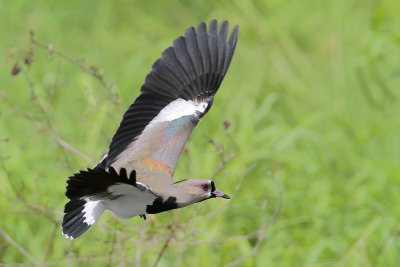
[185,26,196,36]
[197,21,207,31]
[230,24,239,43]
[62,199,91,240]
[106,20,239,165]
[207,19,239,40]
[141,19,239,99]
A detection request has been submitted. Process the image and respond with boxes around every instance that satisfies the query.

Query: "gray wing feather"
[106,20,239,184]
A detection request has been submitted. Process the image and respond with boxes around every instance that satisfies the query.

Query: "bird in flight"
[62,20,239,239]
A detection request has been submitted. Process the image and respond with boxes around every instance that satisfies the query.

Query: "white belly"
[105,183,158,218]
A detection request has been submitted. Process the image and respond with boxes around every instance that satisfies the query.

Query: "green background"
[1,0,399,266]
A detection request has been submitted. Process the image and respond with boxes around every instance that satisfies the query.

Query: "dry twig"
[152,230,175,267]
[29,31,120,106]
[0,227,39,265]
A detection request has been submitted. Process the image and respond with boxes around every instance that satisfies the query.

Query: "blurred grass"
[1,0,400,266]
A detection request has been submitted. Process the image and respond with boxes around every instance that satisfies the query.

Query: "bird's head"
[172,179,230,207]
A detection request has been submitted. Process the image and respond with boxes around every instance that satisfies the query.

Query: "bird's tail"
[62,167,138,239]
[62,168,112,239]
[62,197,106,240]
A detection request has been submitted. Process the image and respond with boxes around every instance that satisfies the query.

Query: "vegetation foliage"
[1,0,399,266]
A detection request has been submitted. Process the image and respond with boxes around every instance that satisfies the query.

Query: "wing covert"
[105,20,239,183]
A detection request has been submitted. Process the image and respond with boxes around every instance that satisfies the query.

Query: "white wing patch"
[110,98,209,171]
[62,199,106,240]
[82,200,105,225]
[150,98,209,124]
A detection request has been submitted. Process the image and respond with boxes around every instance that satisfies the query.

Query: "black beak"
[211,189,230,199]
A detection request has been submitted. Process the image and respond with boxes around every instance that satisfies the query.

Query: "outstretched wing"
[105,20,238,186]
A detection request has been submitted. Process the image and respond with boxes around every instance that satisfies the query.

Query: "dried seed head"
[25,50,34,65]
[48,43,54,54]
[223,120,231,130]
[11,62,21,76]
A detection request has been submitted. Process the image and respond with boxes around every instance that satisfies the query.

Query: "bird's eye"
[201,184,209,191]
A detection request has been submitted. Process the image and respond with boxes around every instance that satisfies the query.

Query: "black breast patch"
[146,196,178,214]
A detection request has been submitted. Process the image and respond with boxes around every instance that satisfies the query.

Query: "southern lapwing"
[62,20,239,239]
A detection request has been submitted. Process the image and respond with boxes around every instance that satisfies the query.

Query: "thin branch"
[152,227,175,267]
[135,245,142,267]
[21,199,59,225]
[0,227,39,265]
[48,131,94,163]
[22,67,37,100]
[0,157,26,198]
[13,256,111,266]
[225,183,284,267]
[206,136,237,178]
[29,31,120,106]
[185,231,260,246]
[106,226,118,267]
[224,202,268,267]
[42,222,60,263]
[18,43,94,164]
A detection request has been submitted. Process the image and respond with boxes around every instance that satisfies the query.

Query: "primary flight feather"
[62,20,239,239]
